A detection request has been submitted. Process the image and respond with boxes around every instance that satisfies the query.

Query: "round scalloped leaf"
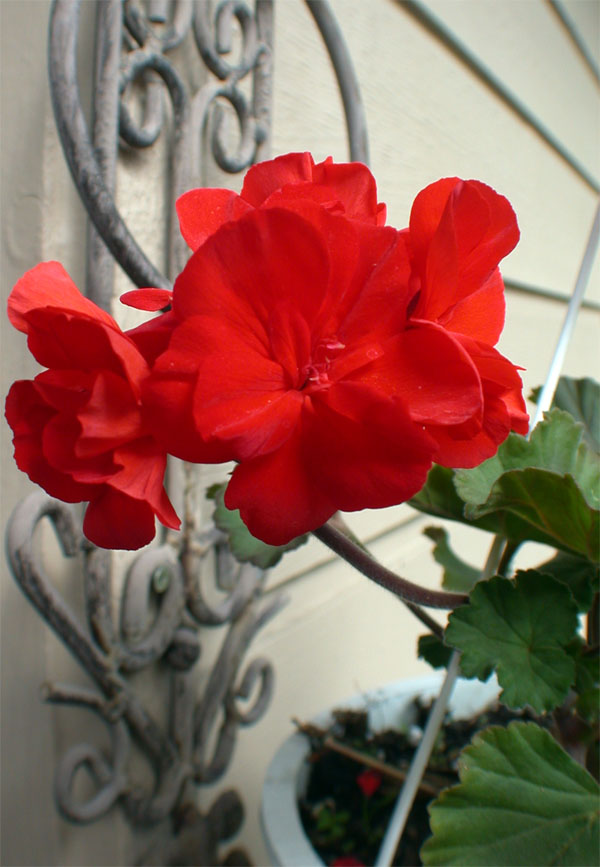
[421,721,600,866]
[446,571,579,712]
[530,376,599,453]
[454,410,600,560]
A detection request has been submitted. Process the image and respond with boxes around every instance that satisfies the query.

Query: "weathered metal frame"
[5,1,368,863]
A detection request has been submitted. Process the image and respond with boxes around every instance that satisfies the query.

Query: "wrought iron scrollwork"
[7,492,286,851]
[8,0,370,861]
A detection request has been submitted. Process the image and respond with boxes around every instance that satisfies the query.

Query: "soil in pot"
[297,699,549,867]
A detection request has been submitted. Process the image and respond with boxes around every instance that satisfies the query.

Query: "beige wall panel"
[422,0,599,176]
[272,0,599,301]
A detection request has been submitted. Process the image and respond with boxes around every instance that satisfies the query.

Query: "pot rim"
[261,672,500,867]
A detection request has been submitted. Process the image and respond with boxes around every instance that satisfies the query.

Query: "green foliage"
[537,551,599,612]
[421,721,600,866]
[418,633,453,670]
[208,483,308,568]
[530,375,600,453]
[423,526,481,592]
[454,410,600,560]
[446,571,579,712]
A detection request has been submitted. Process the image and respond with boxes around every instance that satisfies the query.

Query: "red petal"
[440,268,505,345]
[42,414,116,483]
[427,393,512,467]
[8,261,116,333]
[224,425,338,546]
[173,208,331,337]
[352,321,483,426]
[175,189,253,251]
[312,159,383,223]
[5,380,97,502]
[409,179,519,322]
[83,489,158,550]
[307,383,435,511]
[240,152,314,206]
[125,309,178,366]
[182,315,303,459]
[24,308,149,393]
[142,372,233,463]
[120,288,173,311]
[224,383,436,546]
[110,440,180,530]
[33,369,93,412]
[75,371,143,457]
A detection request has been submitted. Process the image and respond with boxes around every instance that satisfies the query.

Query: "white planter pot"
[261,673,500,867]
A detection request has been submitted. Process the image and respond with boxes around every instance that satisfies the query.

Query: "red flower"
[120,153,385,363]
[144,185,524,545]
[403,178,529,465]
[356,768,383,798]
[331,858,365,866]
[5,262,180,550]
[176,151,387,252]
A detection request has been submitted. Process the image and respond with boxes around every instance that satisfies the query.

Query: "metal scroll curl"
[8,0,372,858]
[6,492,286,835]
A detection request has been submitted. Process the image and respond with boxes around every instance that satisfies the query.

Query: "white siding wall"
[1,1,598,865]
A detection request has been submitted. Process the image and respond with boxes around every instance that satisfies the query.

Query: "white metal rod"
[374,199,600,866]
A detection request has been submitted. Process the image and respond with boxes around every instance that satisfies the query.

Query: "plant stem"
[496,539,520,577]
[313,522,468,610]
[373,533,505,866]
[328,514,445,637]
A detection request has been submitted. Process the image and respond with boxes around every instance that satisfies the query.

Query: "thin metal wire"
[399,0,600,194]
[532,202,600,428]
[374,201,600,866]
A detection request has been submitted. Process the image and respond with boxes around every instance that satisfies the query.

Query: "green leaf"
[210,484,308,568]
[418,633,453,670]
[530,376,600,453]
[537,552,599,612]
[421,721,600,866]
[408,464,503,531]
[446,571,579,712]
[454,410,600,561]
[423,526,481,592]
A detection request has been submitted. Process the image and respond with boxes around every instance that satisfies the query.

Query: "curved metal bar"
[227,656,275,725]
[304,0,370,164]
[192,592,287,783]
[193,0,260,82]
[54,719,131,823]
[48,0,170,289]
[118,546,185,672]
[124,0,193,53]
[184,555,265,626]
[119,74,165,149]
[7,492,177,769]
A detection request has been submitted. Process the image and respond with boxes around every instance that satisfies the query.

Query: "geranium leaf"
[408,465,501,532]
[530,376,600,453]
[421,721,600,866]
[423,526,481,592]
[209,484,308,568]
[446,571,579,712]
[418,633,453,670]
[408,463,584,553]
[454,410,600,561]
[537,552,599,612]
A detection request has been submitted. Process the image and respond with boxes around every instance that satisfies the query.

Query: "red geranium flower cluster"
[6,153,528,550]
[5,263,180,550]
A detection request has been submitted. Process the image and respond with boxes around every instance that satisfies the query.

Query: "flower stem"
[328,514,446,637]
[313,522,468,610]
